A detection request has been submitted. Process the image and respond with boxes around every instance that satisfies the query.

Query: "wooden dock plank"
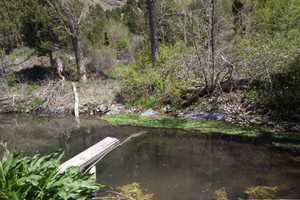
[60,137,119,171]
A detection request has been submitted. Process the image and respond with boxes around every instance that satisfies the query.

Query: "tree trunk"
[147,0,160,63]
[71,25,86,82]
[56,0,86,82]
[210,0,215,94]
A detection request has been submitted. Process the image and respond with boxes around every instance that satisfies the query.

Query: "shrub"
[0,143,104,200]
[82,18,132,52]
[117,43,201,108]
[87,46,117,78]
[255,55,300,118]
[106,20,132,51]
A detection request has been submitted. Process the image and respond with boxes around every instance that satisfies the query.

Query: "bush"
[117,43,200,108]
[255,55,300,118]
[106,20,132,51]
[87,46,117,78]
[0,143,104,200]
[82,18,132,52]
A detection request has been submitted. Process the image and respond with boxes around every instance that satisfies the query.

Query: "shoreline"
[101,113,300,153]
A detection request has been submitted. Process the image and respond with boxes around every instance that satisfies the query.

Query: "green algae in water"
[213,187,228,200]
[244,186,278,199]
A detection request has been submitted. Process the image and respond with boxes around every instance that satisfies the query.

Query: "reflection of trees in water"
[0,115,106,156]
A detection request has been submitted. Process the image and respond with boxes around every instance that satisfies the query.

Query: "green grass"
[6,47,36,61]
[102,114,300,145]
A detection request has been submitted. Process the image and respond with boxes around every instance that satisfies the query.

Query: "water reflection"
[97,130,300,200]
[0,114,299,199]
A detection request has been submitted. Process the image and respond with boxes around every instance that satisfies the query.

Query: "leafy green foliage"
[106,20,132,51]
[253,0,300,38]
[121,0,147,35]
[0,143,104,200]
[0,0,23,52]
[118,44,198,108]
[81,5,107,47]
[0,0,68,55]
[253,56,300,118]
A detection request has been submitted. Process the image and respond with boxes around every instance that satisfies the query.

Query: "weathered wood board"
[59,137,119,171]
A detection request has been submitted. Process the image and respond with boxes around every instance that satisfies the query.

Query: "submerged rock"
[141,109,157,116]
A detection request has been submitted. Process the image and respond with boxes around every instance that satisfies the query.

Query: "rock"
[31,108,62,115]
[98,104,108,113]
[267,121,276,128]
[161,105,171,113]
[207,111,227,120]
[179,110,227,121]
[106,110,120,116]
[141,109,157,116]
[124,109,136,114]
[283,123,300,133]
[290,126,299,133]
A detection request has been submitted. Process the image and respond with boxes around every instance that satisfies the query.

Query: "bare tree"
[190,0,234,96]
[209,0,215,94]
[147,0,160,63]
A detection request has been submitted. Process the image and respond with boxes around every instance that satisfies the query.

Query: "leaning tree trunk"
[56,0,87,82]
[147,0,160,63]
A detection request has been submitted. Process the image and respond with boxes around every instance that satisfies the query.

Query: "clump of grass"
[6,47,36,62]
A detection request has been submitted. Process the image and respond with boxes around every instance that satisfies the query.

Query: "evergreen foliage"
[0,0,68,55]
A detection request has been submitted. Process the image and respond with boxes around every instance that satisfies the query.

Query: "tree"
[0,0,24,53]
[23,0,67,67]
[122,0,146,35]
[54,0,87,82]
[0,0,69,68]
[190,0,234,96]
[147,0,160,63]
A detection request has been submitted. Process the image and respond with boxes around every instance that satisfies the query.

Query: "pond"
[0,114,299,199]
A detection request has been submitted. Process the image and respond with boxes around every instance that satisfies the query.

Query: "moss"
[102,114,300,147]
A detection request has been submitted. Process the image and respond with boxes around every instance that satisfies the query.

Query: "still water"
[0,114,299,199]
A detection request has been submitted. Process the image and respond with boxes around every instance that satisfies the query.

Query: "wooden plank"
[59,137,119,171]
